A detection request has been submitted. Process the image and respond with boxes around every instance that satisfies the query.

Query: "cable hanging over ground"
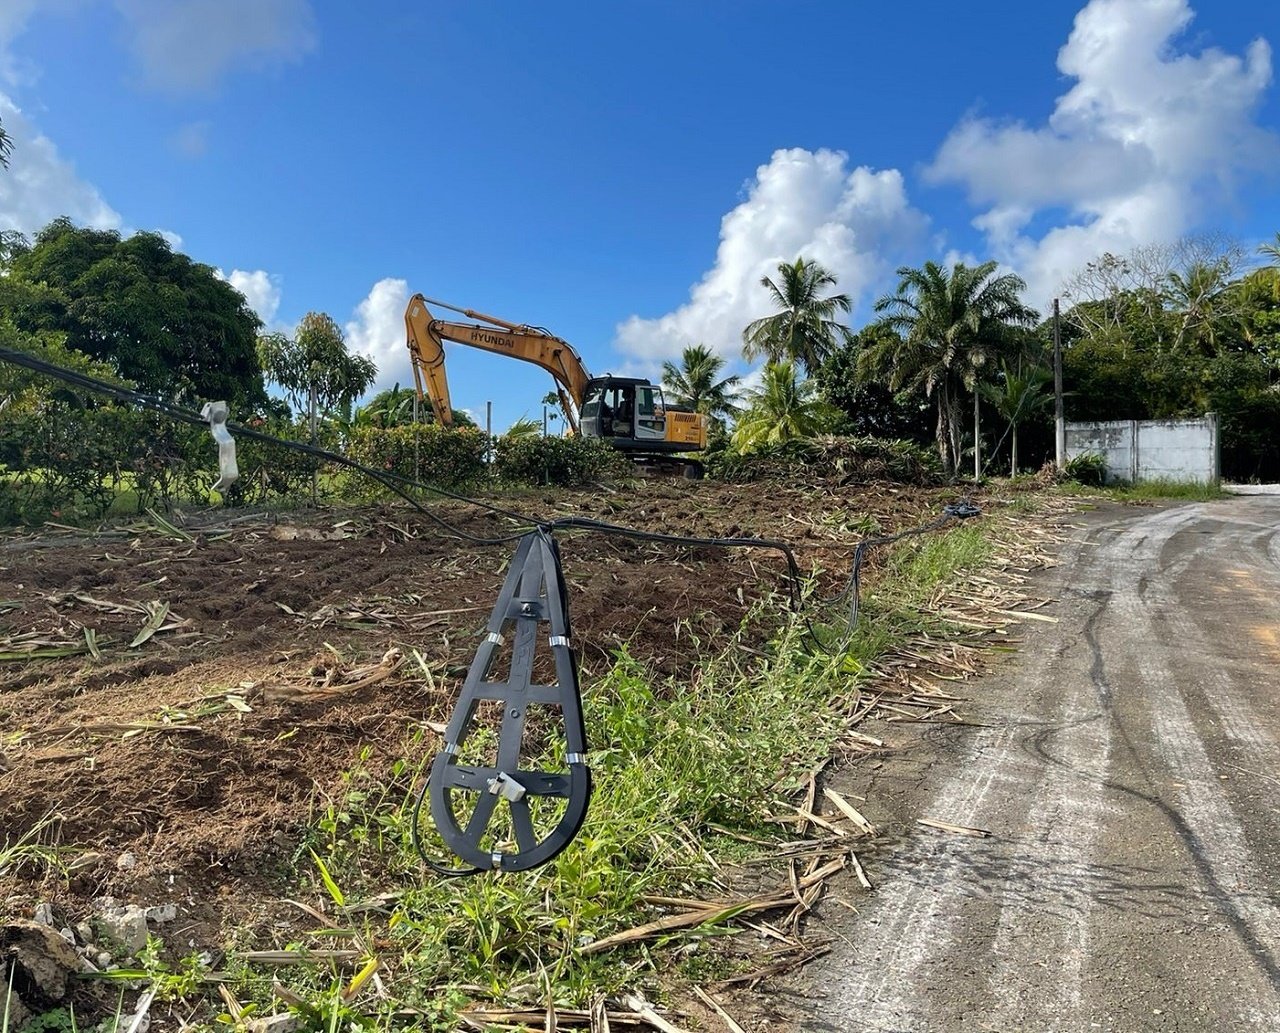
[0,345,981,876]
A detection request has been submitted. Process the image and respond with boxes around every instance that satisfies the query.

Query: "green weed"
[149,518,1004,1027]
[0,811,67,880]
[1107,478,1225,501]
[1054,478,1224,502]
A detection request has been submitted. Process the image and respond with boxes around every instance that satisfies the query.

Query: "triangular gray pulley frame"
[428,529,590,872]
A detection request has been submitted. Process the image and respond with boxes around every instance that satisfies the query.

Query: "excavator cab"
[581,378,672,448]
[579,379,655,444]
[580,377,705,479]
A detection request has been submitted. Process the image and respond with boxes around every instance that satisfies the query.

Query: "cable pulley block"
[426,529,591,872]
[943,500,982,520]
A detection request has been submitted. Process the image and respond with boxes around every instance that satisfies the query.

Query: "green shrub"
[707,435,941,485]
[0,402,124,522]
[493,434,632,486]
[1063,451,1108,487]
[347,424,488,489]
[120,411,211,509]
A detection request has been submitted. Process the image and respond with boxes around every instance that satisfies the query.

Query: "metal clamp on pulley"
[424,529,590,873]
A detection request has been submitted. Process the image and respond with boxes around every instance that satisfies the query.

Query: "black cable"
[0,346,534,545]
[546,516,807,613]
[0,345,977,643]
[1,345,986,875]
[807,499,982,650]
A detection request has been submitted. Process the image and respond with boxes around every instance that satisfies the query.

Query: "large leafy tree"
[817,331,933,442]
[256,312,377,434]
[731,361,835,452]
[2,218,266,406]
[661,344,741,427]
[742,258,854,374]
[859,260,1037,477]
[1234,268,1280,364]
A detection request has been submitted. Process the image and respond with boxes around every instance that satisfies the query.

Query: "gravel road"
[802,496,1280,1032]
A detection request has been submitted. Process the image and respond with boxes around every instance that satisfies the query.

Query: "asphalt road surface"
[801,496,1280,1033]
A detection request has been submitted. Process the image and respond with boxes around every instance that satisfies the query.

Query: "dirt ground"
[0,479,965,958]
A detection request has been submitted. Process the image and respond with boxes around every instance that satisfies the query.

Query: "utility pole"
[1053,298,1065,468]
[542,404,548,438]
[412,393,421,483]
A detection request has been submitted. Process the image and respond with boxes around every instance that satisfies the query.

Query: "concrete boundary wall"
[1065,414,1220,485]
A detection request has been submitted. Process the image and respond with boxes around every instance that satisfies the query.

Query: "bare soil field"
[0,480,963,956]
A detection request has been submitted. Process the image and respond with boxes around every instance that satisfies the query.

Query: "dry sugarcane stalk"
[579,896,786,956]
[617,995,690,1033]
[691,987,747,1033]
[822,788,876,835]
[850,850,873,890]
[917,817,991,837]
[590,994,612,1033]
[713,943,833,988]
[239,949,362,966]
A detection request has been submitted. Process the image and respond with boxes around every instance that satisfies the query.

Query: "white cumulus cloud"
[0,94,122,235]
[926,0,1278,305]
[613,147,929,373]
[113,0,316,93]
[345,277,411,391]
[217,268,282,326]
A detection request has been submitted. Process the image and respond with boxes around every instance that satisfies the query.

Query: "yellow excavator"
[404,294,707,476]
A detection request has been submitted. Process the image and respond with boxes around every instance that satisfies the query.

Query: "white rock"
[95,951,112,969]
[248,1015,301,1033]
[33,902,54,926]
[116,852,137,871]
[98,904,149,953]
[145,904,177,924]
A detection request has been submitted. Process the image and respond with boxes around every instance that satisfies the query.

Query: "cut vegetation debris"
[0,479,1071,1029]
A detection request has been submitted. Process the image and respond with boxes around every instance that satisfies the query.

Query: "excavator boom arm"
[405,294,591,431]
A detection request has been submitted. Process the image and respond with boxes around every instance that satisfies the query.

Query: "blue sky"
[2,0,1279,431]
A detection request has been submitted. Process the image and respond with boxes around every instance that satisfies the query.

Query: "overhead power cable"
[0,344,983,876]
[0,344,979,641]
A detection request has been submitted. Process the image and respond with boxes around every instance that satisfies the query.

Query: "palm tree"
[731,362,834,452]
[1259,232,1280,266]
[661,344,741,427]
[859,260,1037,478]
[980,361,1054,476]
[354,383,416,428]
[504,415,542,438]
[0,118,10,169]
[1164,259,1234,353]
[742,258,855,374]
